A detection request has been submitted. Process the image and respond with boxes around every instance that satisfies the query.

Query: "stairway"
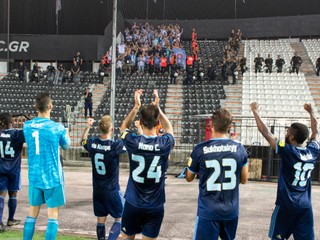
[290,42,320,113]
[222,43,244,117]
[164,77,183,144]
[69,80,109,147]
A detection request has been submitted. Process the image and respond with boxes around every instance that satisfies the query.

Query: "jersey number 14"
[0,141,15,158]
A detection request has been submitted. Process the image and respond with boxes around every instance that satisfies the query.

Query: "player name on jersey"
[0,133,11,138]
[138,142,160,151]
[31,122,44,128]
[203,144,237,154]
[91,143,111,151]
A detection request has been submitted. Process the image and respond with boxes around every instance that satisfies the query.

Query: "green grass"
[1,230,94,239]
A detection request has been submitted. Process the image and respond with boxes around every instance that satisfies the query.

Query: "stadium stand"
[302,39,320,70]
[0,72,101,124]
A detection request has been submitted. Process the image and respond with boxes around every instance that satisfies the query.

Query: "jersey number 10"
[292,162,314,187]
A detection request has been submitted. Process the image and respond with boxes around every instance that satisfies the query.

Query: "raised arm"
[304,103,319,141]
[80,118,94,145]
[152,90,173,135]
[120,89,142,133]
[250,102,277,150]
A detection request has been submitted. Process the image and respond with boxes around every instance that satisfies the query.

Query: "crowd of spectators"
[101,22,185,78]
[15,52,85,84]
[220,29,244,85]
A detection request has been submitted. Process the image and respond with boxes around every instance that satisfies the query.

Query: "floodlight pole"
[7,0,10,72]
[234,0,237,19]
[146,0,148,19]
[110,0,117,132]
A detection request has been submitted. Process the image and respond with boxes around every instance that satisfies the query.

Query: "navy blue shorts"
[193,216,238,240]
[269,205,314,240]
[93,190,124,219]
[121,201,164,238]
[0,172,21,192]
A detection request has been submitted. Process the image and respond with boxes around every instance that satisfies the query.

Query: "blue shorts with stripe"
[193,216,238,240]
[0,172,21,192]
[93,190,124,218]
[269,205,314,240]
[29,184,65,208]
[121,201,164,238]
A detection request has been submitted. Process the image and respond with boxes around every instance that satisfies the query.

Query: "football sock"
[108,220,121,240]
[8,197,17,221]
[0,196,4,223]
[45,218,59,240]
[97,223,106,240]
[23,216,36,240]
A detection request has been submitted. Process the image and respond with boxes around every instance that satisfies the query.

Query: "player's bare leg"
[142,235,157,240]
[23,205,41,240]
[122,233,135,239]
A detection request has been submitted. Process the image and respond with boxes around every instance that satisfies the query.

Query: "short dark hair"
[0,112,12,130]
[139,105,159,129]
[35,92,51,113]
[212,108,233,133]
[290,123,309,144]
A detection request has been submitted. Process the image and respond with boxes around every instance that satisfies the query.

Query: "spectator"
[73,52,83,69]
[137,54,146,73]
[56,63,65,85]
[265,54,273,74]
[148,54,155,74]
[17,61,26,82]
[291,52,302,74]
[276,55,285,73]
[123,52,132,75]
[154,53,161,73]
[254,54,264,73]
[160,54,168,73]
[207,63,216,82]
[31,61,41,82]
[170,63,178,84]
[316,57,320,76]
[71,62,80,82]
[239,57,247,75]
[116,57,123,76]
[46,63,55,84]
[84,87,93,118]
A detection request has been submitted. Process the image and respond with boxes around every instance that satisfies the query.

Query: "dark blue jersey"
[83,137,126,193]
[121,130,175,208]
[0,129,25,174]
[188,138,248,220]
[275,139,319,209]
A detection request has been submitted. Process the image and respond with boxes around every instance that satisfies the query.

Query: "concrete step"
[166,103,183,108]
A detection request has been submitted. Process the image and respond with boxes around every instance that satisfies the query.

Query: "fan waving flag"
[56,0,62,15]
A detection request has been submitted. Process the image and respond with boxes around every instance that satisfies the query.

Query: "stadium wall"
[128,14,320,39]
[0,34,103,61]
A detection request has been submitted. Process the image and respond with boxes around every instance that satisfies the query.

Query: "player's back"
[121,130,175,208]
[83,137,125,192]
[276,140,319,209]
[0,129,25,174]
[23,117,69,189]
[189,138,248,220]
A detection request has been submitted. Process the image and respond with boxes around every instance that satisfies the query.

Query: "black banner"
[0,34,103,61]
